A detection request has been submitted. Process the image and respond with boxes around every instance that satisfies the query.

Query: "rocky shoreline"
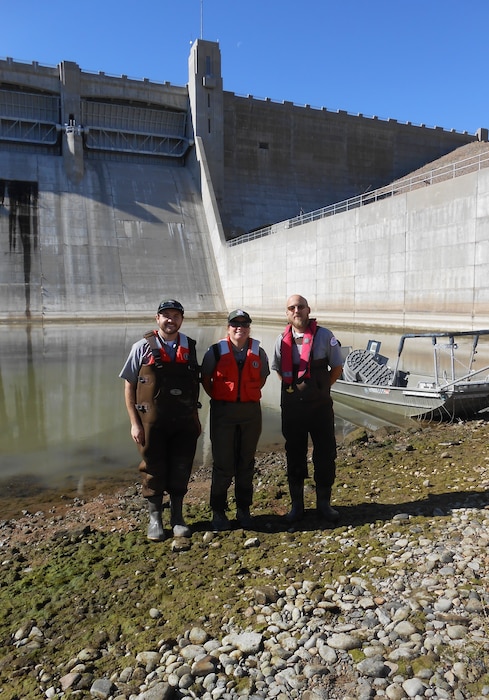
[1,419,489,699]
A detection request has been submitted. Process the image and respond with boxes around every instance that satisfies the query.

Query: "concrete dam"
[1,39,488,328]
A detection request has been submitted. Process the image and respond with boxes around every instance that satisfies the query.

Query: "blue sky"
[2,0,487,134]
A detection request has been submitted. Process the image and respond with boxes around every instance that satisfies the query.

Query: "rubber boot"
[285,481,305,523]
[147,495,166,541]
[211,510,231,531]
[170,495,191,538]
[236,506,253,528]
[316,487,340,523]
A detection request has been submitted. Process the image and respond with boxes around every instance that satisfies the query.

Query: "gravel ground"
[1,418,489,699]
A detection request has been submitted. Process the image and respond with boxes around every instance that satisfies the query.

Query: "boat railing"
[433,363,489,390]
[228,150,489,247]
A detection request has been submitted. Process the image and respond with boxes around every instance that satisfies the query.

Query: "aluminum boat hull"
[332,378,489,420]
[333,331,489,420]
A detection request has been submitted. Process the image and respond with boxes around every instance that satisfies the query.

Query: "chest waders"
[135,331,200,432]
[280,357,331,405]
[135,332,201,541]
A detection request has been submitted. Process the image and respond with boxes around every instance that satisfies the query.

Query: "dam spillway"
[0,40,487,328]
[1,158,224,319]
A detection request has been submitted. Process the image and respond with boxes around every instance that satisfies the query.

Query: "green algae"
[1,419,488,696]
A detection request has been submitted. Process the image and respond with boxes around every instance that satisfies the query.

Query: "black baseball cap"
[157,299,184,315]
[228,309,252,324]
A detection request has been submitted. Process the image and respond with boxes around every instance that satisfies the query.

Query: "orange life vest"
[211,338,262,402]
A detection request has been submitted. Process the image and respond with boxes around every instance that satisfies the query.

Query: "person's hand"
[131,423,145,446]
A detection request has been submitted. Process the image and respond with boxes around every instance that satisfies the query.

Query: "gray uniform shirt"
[119,335,180,384]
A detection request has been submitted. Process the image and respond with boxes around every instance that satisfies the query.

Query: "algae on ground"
[1,419,489,696]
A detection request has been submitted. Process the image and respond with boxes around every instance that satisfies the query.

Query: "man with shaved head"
[272,294,343,525]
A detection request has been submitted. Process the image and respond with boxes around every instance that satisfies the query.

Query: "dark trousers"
[209,400,262,512]
[138,412,201,498]
[281,397,337,492]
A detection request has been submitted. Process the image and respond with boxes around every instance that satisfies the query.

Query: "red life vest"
[280,320,317,385]
[211,337,262,402]
[145,330,191,365]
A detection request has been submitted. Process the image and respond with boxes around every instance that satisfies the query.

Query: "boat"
[331,330,489,420]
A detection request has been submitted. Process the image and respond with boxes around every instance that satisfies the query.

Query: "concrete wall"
[0,55,189,117]
[219,95,478,239]
[216,165,489,331]
[1,41,487,327]
[0,153,225,319]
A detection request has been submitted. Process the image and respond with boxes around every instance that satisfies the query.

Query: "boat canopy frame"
[392,330,489,388]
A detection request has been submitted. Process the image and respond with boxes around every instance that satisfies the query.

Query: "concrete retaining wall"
[216,166,489,331]
[1,130,487,329]
[219,94,477,239]
[1,42,487,328]
[0,153,225,319]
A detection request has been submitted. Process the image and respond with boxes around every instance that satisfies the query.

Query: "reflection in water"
[1,323,211,484]
[1,322,460,488]
[1,324,47,457]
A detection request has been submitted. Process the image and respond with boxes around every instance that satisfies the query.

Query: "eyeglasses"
[287,304,306,311]
[229,322,250,328]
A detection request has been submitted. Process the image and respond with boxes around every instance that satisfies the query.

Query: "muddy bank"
[1,418,489,697]
[1,418,488,539]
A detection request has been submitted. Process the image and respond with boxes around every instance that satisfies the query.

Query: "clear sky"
[2,0,487,135]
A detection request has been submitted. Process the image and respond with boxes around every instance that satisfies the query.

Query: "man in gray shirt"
[272,294,343,525]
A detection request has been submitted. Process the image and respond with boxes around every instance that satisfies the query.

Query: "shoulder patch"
[330,336,339,346]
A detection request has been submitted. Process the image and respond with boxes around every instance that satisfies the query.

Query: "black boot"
[285,481,305,523]
[316,487,339,523]
[211,510,231,531]
[236,506,253,528]
[147,495,165,541]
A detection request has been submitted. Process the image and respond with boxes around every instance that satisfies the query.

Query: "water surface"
[4,321,478,490]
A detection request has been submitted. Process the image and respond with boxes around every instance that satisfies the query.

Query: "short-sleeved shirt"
[119,335,181,384]
[271,325,342,373]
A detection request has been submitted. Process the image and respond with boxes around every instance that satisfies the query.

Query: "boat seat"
[343,349,394,385]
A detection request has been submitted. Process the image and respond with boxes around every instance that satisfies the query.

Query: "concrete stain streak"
[1,180,39,317]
